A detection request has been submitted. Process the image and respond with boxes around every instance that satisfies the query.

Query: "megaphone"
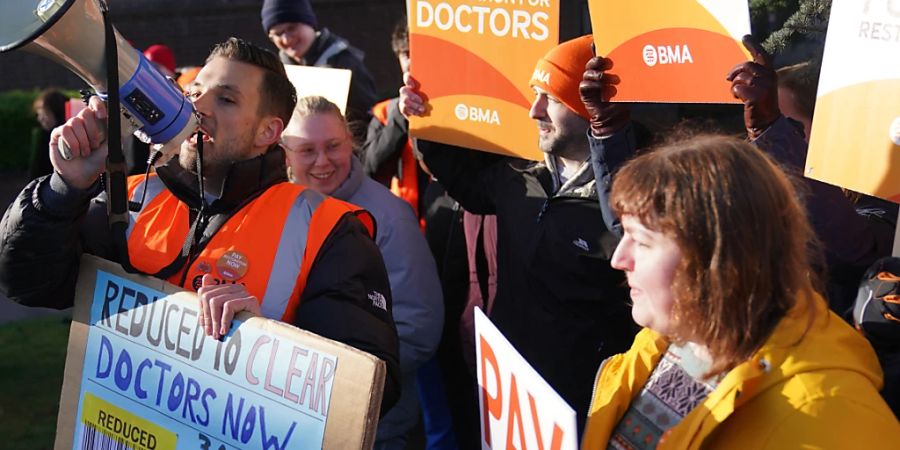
[0,0,199,161]
[1,0,201,274]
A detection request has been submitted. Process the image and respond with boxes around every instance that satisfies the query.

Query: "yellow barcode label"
[80,392,177,450]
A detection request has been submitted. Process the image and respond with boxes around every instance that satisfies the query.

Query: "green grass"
[0,315,71,449]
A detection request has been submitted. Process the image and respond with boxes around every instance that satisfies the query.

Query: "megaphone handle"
[57,89,107,160]
[55,100,111,162]
[57,140,73,160]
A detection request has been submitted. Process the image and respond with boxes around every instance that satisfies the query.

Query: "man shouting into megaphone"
[0,37,401,414]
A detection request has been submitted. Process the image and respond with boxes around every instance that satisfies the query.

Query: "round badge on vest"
[217,250,249,281]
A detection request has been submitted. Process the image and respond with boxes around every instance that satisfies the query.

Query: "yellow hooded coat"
[582,293,900,449]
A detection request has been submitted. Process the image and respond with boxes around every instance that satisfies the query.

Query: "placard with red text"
[475,307,576,450]
[56,255,385,450]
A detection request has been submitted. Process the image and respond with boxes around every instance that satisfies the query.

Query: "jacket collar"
[541,154,597,200]
[329,154,364,201]
[661,291,883,449]
[303,27,335,64]
[278,28,334,66]
[586,291,884,450]
[156,145,288,212]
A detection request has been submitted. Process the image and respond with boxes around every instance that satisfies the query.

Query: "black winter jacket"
[0,147,401,412]
[416,140,637,432]
[279,27,378,130]
[362,97,408,184]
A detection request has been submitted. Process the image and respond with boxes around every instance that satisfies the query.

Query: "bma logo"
[531,68,550,84]
[454,103,501,125]
[642,44,694,67]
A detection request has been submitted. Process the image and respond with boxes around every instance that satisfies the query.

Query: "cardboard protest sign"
[588,0,751,103]
[284,65,352,115]
[408,0,559,161]
[475,308,576,450]
[804,0,900,203]
[56,255,385,450]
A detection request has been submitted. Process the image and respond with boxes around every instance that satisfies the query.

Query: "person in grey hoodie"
[281,95,445,449]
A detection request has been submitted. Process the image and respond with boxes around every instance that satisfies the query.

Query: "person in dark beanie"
[262,0,378,138]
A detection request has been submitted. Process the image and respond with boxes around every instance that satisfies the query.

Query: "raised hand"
[579,55,630,138]
[49,95,109,189]
[398,73,427,118]
[727,35,780,140]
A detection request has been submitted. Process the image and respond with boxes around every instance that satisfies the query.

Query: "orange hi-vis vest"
[373,99,420,220]
[125,174,374,324]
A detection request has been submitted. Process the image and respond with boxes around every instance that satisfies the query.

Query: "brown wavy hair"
[611,134,819,375]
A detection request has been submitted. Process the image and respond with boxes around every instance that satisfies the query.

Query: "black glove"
[579,56,630,138]
[727,35,780,140]
[854,257,900,348]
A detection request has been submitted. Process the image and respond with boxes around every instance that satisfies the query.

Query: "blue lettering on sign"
[77,269,330,449]
[222,393,297,450]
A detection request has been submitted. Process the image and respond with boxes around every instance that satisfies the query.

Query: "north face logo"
[572,238,590,252]
[368,291,387,311]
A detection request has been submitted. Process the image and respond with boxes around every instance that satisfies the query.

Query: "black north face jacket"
[417,139,638,431]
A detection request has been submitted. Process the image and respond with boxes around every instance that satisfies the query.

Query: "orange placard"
[408,0,559,161]
[588,0,751,103]
[805,0,900,203]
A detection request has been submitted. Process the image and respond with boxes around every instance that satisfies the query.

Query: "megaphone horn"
[1,0,199,161]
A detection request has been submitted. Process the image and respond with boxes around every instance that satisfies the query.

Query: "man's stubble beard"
[540,128,589,162]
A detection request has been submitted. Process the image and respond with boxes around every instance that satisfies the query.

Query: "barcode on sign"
[76,392,176,449]
[78,422,135,450]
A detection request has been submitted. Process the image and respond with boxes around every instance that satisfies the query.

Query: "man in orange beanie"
[399,35,636,433]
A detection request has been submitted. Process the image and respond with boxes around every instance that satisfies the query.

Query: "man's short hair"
[776,61,820,122]
[207,37,297,125]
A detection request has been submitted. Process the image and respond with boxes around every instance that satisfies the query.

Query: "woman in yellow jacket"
[581,135,900,449]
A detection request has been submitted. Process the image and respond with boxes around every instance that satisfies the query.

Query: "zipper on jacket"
[180,131,210,288]
[587,357,610,419]
[536,198,550,222]
[178,209,209,287]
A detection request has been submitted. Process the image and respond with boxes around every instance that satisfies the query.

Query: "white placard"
[283,65,352,116]
[475,307,577,450]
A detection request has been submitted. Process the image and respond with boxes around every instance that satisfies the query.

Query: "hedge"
[0,90,41,170]
[0,89,82,170]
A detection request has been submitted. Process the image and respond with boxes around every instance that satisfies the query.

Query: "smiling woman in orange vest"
[0,38,401,413]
